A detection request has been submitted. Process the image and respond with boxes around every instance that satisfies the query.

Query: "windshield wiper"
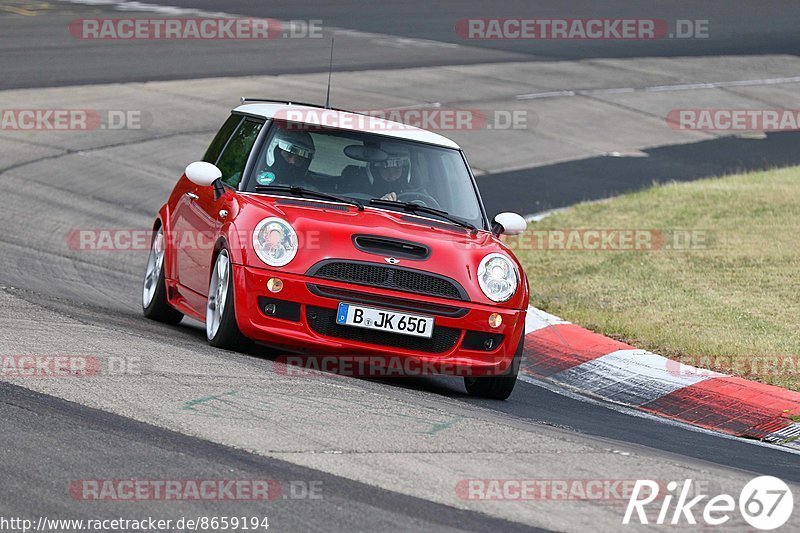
[368,198,477,232]
[254,185,364,211]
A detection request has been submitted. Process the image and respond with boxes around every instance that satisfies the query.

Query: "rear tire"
[142,226,183,325]
[464,333,524,400]
[206,249,252,351]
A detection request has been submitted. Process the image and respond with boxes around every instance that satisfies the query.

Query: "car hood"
[231,193,528,308]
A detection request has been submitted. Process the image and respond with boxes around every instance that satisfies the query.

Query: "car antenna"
[325,37,334,109]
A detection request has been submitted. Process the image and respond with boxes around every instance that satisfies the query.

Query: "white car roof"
[234,103,461,150]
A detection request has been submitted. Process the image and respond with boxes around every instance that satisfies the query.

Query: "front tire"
[464,333,524,400]
[142,226,183,325]
[206,249,251,351]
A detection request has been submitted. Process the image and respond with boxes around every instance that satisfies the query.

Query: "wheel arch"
[152,205,174,279]
[207,235,251,344]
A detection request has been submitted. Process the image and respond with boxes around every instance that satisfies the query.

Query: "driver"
[258,128,316,186]
[368,146,411,201]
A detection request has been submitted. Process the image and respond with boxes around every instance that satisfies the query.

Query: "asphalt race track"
[0,381,538,532]
[1,1,800,531]
[3,0,800,88]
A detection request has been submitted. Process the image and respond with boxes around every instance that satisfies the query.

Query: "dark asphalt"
[0,379,542,532]
[6,0,798,220]
[378,373,800,484]
[2,0,799,89]
[479,131,800,217]
[0,1,524,90]
[151,0,800,58]
[11,285,800,489]
[2,1,799,529]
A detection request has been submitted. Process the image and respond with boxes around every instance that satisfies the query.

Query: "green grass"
[510,166,800,390]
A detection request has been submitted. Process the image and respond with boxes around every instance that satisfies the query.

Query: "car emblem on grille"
[384,257,400,265]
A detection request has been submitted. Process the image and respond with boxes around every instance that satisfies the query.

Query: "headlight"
[252,217,298,267]
[477,253,518,302]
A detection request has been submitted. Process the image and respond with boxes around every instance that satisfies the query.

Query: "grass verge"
[510,166,800,390]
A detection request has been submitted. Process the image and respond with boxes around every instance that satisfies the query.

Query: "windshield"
[245,122,486,228]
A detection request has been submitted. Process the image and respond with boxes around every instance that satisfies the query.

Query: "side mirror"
[492,212,527,236]
[185,161,222,187]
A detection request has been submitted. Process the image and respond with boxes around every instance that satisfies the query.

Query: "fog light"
[488,313,502,328]
[267,278,283,293]
[264,303,277,315]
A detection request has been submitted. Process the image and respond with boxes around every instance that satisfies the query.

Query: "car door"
[173,115,263,297]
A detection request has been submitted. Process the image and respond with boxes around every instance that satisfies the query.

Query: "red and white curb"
[521,306,800,450]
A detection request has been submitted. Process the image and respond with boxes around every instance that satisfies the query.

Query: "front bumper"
[232,264,527,376]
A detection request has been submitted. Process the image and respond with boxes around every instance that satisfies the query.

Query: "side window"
[203,115,242,164]
[216,119,264,188]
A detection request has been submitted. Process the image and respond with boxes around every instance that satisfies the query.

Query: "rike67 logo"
[624,476,793,529]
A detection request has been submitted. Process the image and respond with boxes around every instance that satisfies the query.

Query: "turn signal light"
[267,278,283,293]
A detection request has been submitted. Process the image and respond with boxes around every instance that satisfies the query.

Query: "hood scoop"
[352,235,430,260]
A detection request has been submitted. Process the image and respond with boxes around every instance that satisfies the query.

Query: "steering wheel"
[396,191,442,210]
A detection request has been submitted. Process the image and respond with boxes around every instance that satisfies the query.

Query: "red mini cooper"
[142,100,529,399]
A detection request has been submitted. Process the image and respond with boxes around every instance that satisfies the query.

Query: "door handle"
[186,192,199,200]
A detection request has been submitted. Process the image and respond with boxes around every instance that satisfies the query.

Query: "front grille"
[306,284,468,317]
[307,260,466,300]
[306,306,461,353]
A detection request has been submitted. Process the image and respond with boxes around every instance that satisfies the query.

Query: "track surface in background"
[1,1,800,530]
[1,0,798,88]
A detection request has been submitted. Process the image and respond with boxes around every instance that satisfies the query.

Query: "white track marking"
[516,90,576,100]
[517,373,800,456]
[524,305,570,334]
[55,0,234,17]
[549,349,723,406]
[516,75,800,100]
[519,307,800,452]
[764,423,800,450]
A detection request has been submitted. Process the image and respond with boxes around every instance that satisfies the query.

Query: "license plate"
[335,303,434,339]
